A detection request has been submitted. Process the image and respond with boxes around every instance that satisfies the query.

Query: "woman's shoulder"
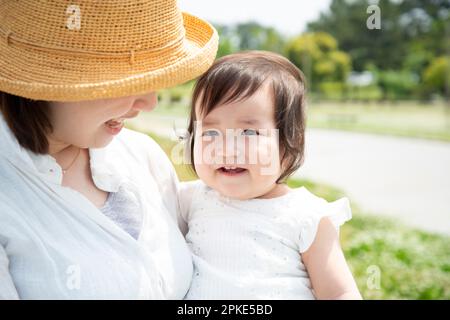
[111,128,172,165]
[116,128,162,152]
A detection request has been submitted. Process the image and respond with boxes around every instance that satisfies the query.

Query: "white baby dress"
[178,180,352,300]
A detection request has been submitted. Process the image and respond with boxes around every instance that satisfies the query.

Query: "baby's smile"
[216,166,248,176]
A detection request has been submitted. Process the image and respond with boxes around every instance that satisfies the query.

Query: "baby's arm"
[301,217,362,300]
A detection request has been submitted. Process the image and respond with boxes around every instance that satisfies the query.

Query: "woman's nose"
[132,92,158,112]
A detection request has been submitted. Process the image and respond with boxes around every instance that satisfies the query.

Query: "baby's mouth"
[217,166,247,175]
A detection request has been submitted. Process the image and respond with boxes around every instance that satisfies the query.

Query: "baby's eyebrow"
[238,119,261,125]
[201,119,219,126]
[200,118,262,126]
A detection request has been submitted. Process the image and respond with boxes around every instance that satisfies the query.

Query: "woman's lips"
[105,119,124,135]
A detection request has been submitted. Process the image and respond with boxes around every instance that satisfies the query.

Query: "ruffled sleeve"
[297,193,352,253]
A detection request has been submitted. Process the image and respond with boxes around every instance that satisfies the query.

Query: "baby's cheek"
[194,162,212,184]
[252,138,280,167]
[195,138,221,167]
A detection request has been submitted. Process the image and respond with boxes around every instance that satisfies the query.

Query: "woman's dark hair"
[0,92,52,154]
[187,51,307,183]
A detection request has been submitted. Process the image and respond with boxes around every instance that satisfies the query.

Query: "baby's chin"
[215,181,288,201]
[215,184,259,201]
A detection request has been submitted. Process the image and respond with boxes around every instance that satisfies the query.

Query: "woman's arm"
[141,134,188,234]
[177,180,203,237]
[0,244,19,299]
[301,217,362,300]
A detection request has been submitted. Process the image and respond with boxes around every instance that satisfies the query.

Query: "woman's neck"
[47,137,83,171]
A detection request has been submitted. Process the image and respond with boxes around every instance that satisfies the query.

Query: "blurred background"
[127,0,450,299]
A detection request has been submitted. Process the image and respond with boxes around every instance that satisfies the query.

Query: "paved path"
[129,115,450,235]
[296,129,450,235]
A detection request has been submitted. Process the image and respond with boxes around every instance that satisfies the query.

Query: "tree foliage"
[285,32,352,90]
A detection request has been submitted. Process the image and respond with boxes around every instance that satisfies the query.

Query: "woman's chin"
[91,134,115,149]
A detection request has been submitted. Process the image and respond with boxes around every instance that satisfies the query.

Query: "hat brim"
[0,13,218,102]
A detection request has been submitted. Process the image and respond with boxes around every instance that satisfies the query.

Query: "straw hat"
[0,0,218,102]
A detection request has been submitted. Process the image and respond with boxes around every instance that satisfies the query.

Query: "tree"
[285,32,351,91]
[423,56,450,99]
[307,0,450,72]
[214,25,239,58]
[235,22,285,53]
[214,22,286,58]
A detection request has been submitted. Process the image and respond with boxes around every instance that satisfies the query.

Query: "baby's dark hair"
[187,51,307,183]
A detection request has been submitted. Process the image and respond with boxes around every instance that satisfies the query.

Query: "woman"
[0,0,218,299]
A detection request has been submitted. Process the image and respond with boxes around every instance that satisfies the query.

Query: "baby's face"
[193,82,285,200]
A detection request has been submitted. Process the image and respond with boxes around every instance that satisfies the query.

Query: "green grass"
[307,101,450,142]
[150,84,450,142]
[152,82,193,118]
[145,130,450,300]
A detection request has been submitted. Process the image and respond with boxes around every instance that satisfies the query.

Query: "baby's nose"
[215,136,245,161]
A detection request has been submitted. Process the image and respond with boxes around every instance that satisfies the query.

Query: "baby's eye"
[201,129,220,137]
[241,129,259,136]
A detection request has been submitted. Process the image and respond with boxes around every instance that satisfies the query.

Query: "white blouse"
[178,180,352,300]
[0,114,192,299]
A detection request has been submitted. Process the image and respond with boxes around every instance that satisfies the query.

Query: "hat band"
[0,26,186,65]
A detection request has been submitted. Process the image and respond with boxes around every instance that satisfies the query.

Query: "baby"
[177,51,362,300]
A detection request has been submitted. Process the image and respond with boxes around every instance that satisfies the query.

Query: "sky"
[179,0,333,36]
